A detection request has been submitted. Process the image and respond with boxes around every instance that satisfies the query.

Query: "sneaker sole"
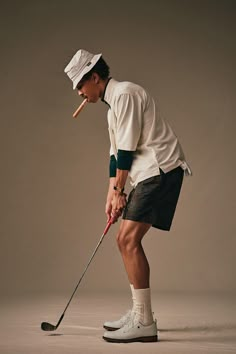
[103,335,158,343]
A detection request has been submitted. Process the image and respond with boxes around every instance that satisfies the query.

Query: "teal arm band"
[117,150,134,170]
[109,155,117,177]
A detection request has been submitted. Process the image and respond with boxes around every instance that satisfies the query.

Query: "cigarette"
[72,98,88,118]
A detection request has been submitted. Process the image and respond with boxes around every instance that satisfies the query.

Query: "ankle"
[133,288,154,325]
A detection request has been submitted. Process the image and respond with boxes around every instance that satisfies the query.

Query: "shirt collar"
[101,78,118,107]
[101,77,112,106]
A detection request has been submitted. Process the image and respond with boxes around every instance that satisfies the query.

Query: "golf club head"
[41,322,57,331]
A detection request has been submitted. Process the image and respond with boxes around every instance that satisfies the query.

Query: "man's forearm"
[107,177,116,202]
[114,169,129,192]
[107,169,128,200]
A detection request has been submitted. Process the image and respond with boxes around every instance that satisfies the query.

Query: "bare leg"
[116,219,151,289]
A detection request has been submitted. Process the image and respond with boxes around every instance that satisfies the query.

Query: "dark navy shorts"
[122,167,184,231]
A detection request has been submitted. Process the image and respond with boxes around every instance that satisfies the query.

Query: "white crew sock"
[130,284,136,313]
[133,288,154,325]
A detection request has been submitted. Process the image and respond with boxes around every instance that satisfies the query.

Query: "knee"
[116,231,140,255]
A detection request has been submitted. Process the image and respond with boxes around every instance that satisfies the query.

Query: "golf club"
[41,218,114,331]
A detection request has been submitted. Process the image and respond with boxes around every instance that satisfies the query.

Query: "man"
[64,49,191,343]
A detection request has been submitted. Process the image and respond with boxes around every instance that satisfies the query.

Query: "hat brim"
[72,53,102,90]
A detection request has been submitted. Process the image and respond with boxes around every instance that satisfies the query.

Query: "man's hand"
[111,192,126,213]
[105,170,129,224]
[105,193,127,223]
[111,192,127,223]
[105,200,113,222]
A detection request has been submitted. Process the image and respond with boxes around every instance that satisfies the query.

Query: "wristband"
[113,186,125,194]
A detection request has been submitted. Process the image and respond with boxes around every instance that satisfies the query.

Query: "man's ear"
[93,72,100,84]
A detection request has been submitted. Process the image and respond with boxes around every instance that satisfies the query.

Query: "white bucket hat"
[64,49,102,90]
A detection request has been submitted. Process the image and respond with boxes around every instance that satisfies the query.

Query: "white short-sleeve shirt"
[103,79,191,187]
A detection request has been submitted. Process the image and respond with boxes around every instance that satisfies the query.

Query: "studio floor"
[1,292,235,354]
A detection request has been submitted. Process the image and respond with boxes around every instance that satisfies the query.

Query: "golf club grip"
[103,219,113,235]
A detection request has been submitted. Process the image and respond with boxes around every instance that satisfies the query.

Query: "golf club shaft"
[58,219,113,322]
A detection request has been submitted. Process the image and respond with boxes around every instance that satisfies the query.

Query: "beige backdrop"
[1,0,235,298]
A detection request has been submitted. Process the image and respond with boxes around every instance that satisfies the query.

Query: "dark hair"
[80,57,110,83]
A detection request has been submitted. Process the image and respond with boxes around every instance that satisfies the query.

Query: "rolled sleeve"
[114,93,142,151]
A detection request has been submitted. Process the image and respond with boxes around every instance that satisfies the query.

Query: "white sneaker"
[103,310,132,331]
[103,315,158,343]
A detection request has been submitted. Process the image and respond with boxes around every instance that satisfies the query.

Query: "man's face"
[77,74,100,103]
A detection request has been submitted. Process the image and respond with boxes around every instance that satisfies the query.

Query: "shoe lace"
[123,311,140,332]
[120,310,132,325]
